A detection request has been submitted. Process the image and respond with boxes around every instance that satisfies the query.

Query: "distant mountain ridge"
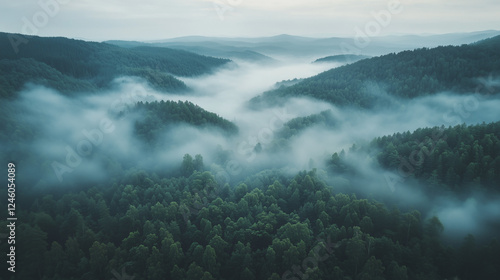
[149,31,500,45]
[118,30,500,59]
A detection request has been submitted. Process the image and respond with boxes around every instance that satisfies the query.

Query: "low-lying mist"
[3,59,500,244]
[2,60,338,187]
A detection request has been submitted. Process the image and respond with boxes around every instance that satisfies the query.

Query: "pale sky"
[0,0,499,41]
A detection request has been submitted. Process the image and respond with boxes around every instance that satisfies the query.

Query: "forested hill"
[329,121,500,192]
[0,32,230,98]
[251,35,500,108]
[132,100,239,142]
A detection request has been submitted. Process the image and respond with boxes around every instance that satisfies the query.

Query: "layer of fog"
[3,60,340,189]
[4,59,500,243]
[177,60,339,121]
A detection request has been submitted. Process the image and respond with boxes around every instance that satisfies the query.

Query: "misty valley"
[1,31,500,280]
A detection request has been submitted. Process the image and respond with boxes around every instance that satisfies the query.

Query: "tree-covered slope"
[0,32,230,97]
[329,121,500,192]
[131,100,239,143]
[374,122,500,191]
[251,35,500,108]
[0,58,97,98]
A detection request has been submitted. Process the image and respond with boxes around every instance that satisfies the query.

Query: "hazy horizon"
[2,0,499,41]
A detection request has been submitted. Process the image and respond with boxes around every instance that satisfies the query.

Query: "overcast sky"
[1,0,499,41]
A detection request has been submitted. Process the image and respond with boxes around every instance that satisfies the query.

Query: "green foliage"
[0,58,96,98]
[10,164,498,280]
[370,122,500,191]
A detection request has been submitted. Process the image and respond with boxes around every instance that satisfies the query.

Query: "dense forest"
[251,35,500,108]
[0,58,97,98]
[2,156,499,280]
[0,32,230,97]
